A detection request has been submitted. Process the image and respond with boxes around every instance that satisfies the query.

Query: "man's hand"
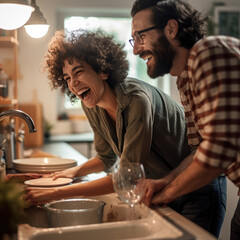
[137,178,169,206]
[151,187,175,205]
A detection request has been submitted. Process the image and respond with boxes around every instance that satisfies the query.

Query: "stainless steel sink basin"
[24,194,147,228]
[19,194,195,240]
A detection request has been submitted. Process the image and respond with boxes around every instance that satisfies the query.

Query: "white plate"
[14,167,72,174]
[24,178,73,187]
[13,158,77,173]
[14,165,73,170]
[13,158,77,167]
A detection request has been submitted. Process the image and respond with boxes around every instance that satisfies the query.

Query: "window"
[214,6,240,38]
[56,10,171,116]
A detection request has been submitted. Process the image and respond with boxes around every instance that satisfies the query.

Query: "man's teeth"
[143,55,151,62]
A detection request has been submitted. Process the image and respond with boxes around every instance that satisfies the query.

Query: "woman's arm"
[52,157,105,180]
[24,175,114,206]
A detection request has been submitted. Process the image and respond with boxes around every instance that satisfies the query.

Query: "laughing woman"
[24,29,226,235]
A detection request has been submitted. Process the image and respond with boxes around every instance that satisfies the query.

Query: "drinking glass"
[112,162,146,219]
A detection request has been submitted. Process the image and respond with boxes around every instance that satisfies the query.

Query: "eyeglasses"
[129,25,161,47]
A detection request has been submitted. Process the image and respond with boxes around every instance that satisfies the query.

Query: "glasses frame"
[129,25,161,47]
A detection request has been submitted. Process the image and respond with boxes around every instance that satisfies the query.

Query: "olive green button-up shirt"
[82,78,191,179]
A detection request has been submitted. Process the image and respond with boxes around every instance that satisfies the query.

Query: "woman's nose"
[69,77,79,87]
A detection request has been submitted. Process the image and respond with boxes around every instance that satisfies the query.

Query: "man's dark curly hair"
[131,0,208,49]
[44,29,129,103]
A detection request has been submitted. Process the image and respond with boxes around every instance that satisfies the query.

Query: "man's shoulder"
[192,35,240,53]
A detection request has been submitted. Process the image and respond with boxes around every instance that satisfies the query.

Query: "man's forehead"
[132,8,154,32]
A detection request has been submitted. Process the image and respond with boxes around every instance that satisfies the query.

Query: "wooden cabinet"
[0,30,18,106]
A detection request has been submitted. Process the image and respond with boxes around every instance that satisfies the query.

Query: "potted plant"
[43,118,53,138]
[0,182,26,240]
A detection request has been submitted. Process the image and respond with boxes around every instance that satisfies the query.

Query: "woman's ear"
[101,73,109,80]
[164,19,178,40]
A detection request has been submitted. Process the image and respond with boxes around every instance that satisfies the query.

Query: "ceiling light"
[0,0,34,30]
[24,0,49,38]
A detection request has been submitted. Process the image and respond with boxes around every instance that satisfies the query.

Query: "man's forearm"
[152,160,225,204]
[163,154,194,183]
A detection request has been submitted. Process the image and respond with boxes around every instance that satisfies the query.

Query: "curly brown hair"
[43,29,129,102]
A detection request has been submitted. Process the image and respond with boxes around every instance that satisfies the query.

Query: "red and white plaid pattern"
[177,36,240,187]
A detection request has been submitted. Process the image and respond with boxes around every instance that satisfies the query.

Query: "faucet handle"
[0,140,6,182]
[0,138,6,161]
[0,138,6,164]
[18,122,25,132]
[0,138,7,151]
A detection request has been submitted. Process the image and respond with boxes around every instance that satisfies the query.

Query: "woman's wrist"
[76,165,84,177]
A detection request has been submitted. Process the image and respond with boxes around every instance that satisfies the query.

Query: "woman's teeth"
[77,88,90,99]
[77,87,89,95]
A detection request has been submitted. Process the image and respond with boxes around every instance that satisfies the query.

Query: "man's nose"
[133,42,143,55]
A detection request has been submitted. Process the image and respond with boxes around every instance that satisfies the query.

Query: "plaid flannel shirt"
[177,36,240,187]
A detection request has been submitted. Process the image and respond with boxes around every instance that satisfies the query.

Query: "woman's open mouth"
[77,87,90,100]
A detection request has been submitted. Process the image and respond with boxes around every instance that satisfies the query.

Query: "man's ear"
[164,19,178,39]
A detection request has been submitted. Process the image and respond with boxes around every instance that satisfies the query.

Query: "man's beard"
[147,34,175,78]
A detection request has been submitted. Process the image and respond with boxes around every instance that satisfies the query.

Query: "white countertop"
[47,132,94,143]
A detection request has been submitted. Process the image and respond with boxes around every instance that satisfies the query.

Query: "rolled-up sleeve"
[190,42,240,169]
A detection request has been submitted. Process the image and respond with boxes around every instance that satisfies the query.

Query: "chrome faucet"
[0,109,37,133]
[0,109,37,171]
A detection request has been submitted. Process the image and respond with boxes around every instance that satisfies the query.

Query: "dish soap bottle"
[0,64,8,98]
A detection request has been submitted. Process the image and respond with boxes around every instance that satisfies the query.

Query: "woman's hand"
[137,178,169,206]
[50,166,80,180]
[24,187,60,206]
[49,157,105,180]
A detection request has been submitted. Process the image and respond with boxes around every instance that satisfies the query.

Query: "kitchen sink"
[19,193,195,240]
[24,194,148,228]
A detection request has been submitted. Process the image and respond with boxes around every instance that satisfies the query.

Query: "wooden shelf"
[0,97,18,105]
[0,29,19,155]
[0,30,18,108]
[0,36,18,47]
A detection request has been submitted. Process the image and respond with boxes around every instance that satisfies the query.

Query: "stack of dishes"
[13,158,77,173]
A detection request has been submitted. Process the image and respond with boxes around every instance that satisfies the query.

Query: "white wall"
[220,180,239,240]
